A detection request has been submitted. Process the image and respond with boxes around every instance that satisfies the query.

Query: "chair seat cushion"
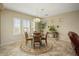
[27,38,32,40]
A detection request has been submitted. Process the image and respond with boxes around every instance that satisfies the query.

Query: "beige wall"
[1,9,36,46]
[44,10,79,41]
[0,11,1,45]
[0,11,1,46]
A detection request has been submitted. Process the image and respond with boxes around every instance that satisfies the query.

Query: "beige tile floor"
[0,38,76,56]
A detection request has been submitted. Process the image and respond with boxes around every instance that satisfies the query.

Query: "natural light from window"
[13,18,21,35]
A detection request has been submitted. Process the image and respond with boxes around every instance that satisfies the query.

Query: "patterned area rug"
[0,38,76,56]
[20,40,53,55]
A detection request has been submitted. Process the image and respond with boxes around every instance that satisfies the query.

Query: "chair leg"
[45,40,47,45]
[40,40,42,46]
[33,43,35,48]
[31,40,33,48]
[39,42,41,48]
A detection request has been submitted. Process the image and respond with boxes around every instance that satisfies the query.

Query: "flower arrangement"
[48,25,57,32]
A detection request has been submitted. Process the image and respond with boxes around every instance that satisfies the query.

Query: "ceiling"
[3,3,79,18]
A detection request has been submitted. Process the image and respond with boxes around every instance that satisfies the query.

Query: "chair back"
[33,32,41,42]
[25,32,28,39]
[68,31,79,47]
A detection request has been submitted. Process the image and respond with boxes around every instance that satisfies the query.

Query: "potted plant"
[37,21,46,34]
[48,25,57,32]
[48,25,58,38]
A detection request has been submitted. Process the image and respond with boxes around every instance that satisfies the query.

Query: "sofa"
[68,31,79,56]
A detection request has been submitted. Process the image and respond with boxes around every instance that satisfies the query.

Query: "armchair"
[68,31,79,55]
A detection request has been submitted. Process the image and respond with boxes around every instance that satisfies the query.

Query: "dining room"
[0,3,79,56]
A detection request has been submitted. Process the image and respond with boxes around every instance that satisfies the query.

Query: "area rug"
[20,40,53,55]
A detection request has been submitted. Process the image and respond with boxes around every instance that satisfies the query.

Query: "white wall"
[1,9,35,46]
[44,10,79,41]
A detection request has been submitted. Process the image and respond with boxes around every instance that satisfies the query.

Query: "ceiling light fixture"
[34,18,40,22]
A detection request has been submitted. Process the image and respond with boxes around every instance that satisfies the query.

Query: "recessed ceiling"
[3,3,79,18]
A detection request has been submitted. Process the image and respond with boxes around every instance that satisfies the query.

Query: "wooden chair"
[33,32,41,48]
[41,32,48,45]
[25,32,32,45]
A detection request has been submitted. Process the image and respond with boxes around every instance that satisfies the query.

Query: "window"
[22,19,30,34]
[31,20,35,33]
[13,17,36,35]
[13,18,21,35]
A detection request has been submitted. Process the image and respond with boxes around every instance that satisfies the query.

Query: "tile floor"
[0,38,76,56]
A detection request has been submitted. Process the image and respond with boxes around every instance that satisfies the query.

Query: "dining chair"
[25,32,32,45]
[41,32,48,45]
[33,32,41,48]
